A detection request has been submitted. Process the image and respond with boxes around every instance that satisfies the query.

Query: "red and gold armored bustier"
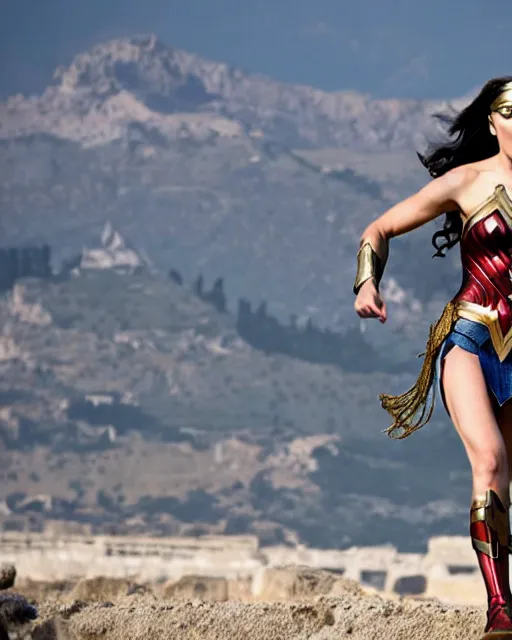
[454,184,512,361]
[380,183,512,437]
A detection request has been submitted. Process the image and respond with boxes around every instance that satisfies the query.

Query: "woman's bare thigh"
[440,344,505,470]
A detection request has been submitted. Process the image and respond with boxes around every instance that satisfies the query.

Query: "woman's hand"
[354,279,387,323]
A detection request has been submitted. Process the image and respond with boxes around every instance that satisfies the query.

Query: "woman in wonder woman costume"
[354,77,512,639]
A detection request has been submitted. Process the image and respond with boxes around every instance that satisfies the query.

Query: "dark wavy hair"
[418,76,512,257]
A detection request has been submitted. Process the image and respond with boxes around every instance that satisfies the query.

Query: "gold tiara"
[491,81,512,111]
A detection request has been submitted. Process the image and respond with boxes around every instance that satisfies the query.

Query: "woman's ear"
[489,114,497,136]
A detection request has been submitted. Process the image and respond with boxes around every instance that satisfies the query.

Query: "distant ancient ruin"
[0,529,487,606]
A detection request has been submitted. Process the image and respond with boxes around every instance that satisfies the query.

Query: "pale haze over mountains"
[3,0,512,100]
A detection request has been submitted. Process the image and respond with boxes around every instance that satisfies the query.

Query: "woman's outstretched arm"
[353,165,473,322]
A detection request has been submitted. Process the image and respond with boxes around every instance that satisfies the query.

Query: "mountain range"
[0,35,472,549]
[1,33,467,149]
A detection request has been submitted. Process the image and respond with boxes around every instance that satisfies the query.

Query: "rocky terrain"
[0,36,475,551]
[0,34,467,150]
[0,262,469,550]
[4,568,489,640]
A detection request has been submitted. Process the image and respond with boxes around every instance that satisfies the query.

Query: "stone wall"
[0,531,486,605]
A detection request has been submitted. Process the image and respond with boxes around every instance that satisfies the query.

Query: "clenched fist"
[354,279,387,323]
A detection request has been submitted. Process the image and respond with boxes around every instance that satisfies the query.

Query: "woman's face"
[490,103,512,154]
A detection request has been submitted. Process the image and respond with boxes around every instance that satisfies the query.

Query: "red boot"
[471,489,512,638]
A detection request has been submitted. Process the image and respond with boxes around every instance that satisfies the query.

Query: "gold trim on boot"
[471,490,512,637]
[471,490,510,557]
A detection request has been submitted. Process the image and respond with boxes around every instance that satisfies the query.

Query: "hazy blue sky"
[2,0,512,100]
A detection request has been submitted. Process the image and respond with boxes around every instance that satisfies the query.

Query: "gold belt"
[455,299,512,362]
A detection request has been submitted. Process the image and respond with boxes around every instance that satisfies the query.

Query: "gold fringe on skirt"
[379,300,458,439]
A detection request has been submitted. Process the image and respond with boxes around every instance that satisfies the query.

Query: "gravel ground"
[24,585,487,640]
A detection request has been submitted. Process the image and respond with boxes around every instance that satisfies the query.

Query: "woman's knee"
[470,446,508,482]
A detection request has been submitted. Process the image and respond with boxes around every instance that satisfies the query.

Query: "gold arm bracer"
[353,240,383,295]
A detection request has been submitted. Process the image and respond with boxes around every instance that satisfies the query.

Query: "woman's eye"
[499,108,512,119]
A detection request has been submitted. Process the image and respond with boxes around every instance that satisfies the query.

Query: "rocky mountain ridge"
[0,35,464,334]
[0,34,466,149]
